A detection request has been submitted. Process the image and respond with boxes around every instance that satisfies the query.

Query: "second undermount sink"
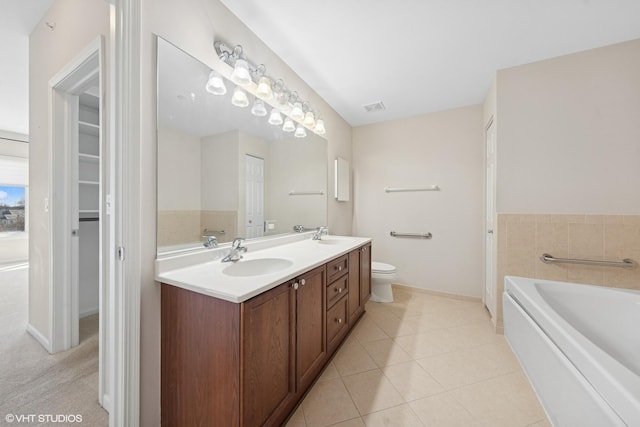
[222,257,293,277]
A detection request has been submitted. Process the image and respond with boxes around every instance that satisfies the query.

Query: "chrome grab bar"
[540,253,637,269]
[289,190,324,195]
[203,228,225,236]
[390,231,432,239]
[384,185,439,193]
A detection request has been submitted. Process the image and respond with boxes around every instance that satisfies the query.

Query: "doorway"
[49,37,109,411]
[245,154,264,239]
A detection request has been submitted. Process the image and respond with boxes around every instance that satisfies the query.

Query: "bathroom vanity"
[157,236,371,426]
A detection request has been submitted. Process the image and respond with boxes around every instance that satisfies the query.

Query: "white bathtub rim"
[504,276,640,426]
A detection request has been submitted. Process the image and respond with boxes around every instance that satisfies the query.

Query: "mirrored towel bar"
[203,229,225,236]
[390,231,432,239]
[289,190,325,195]
[540,253,637,269]
[385,185,439,193]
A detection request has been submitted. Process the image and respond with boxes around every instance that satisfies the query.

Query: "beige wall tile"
[568,223,604,259]
[506,221,535,250]
[586,215,623,224]
[622,215,640,225]
[567,265,604,286]
[550,214,585,224]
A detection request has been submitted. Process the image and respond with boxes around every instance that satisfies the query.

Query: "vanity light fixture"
[294,124,307,138]
[268,108,283,125]
[282,118,296,132]
[314,118,326,135]
[251,98,267,116]
[214,39,327,136]
[231,86,249,108]
[205,70,227,95]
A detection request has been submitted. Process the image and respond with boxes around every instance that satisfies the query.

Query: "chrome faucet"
[203,235,218,248]
[222,237,248,262]
[312,226,328,240]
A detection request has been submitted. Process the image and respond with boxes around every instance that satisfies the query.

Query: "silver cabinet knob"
[336,318,342,324]
[338,288,342,293]
[300,278,306,286]
[292,282,299,290]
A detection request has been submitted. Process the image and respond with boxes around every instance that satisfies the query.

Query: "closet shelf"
[79,120,99,136]
[79,209,99,214]
[79,180,99,186]
[79,153,100,163]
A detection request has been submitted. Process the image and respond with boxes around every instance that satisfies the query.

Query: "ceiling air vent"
[363,101,386,113]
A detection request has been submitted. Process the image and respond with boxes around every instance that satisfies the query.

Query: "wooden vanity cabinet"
[161,244,370,427]
[348,243,372,325]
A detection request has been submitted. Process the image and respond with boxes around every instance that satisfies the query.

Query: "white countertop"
[155,235,371,303]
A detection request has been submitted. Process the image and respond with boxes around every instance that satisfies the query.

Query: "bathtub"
[503,276,640,427]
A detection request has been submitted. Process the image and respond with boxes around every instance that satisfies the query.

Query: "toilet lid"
[372,262,396,274]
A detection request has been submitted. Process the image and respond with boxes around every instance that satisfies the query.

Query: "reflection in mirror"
[156,38,328,255]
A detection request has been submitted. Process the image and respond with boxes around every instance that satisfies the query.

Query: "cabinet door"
[348,249,362,324]
[242,282,296,427]
[296,266,327,391]
[360,244,372,305]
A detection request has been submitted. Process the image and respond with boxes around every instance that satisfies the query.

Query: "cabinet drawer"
[327,275,348,309]
[327,255,348,283]
[327,295,348,350]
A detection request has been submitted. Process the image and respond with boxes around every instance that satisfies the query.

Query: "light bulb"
[231,58,251,86]
[231,86,249,108]
[314,118,326,135]
[251,98,267,116]
[290,102,304,121]
[268,108,283,125]
[205,70,227,95]
[282,118,295,132]
[294,124,307,138]
[256,76,273,100]
[303,111,316,127]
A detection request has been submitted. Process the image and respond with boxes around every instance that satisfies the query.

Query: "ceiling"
[221,0,640,127]
[0,0,54,136]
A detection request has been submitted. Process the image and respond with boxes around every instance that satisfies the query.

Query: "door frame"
[48,36,109,404]
[484,117,497,318]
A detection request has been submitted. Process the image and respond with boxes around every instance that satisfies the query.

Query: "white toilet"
[369,262,397,303]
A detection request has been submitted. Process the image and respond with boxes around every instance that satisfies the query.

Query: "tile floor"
[285,287,550,427]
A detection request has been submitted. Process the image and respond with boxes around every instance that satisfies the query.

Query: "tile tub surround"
[494,214,640,330]
[285,287,549,427]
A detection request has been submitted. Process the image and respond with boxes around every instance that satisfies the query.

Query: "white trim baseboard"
[26,323,51,353]
[80,307,100,318]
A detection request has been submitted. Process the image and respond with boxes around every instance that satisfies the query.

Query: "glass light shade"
[205,71,227,95]
[231,59,251,86]
[256,77,274,100]
[294,124,307,138]
[251,98,267,116]
[231,86,249,108]
[314,118,326,135]
[303,111,316,127]
[268,108,283,125]
[290,102,304,120]
[282,118,295,132]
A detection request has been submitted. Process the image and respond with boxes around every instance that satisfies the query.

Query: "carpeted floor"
[0,264,108,426]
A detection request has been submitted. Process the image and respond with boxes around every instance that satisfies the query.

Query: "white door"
[485,119,497,318]
[245,155,264,238]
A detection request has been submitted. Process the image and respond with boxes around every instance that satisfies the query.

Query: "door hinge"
[117,246,125,261]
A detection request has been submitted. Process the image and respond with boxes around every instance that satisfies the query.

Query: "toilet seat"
[372,262,396,274]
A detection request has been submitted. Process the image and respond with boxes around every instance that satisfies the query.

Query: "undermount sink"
[316,239,342,245]
[222,258,293,277]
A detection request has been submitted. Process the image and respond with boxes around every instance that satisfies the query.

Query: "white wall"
[496,38,640,214]
[140,0,354,423]
[157,127,201,211]
[29,0,110,339]
[0,137,29,264]
[353,105,484,297]
[201,130,238,211]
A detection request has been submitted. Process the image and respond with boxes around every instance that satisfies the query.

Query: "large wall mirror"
[156,37,328,255]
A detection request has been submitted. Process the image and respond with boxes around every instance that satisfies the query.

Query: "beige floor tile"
[352,319,390,343]
[328,418,366,427]
[409,393,477,427]
[447,322,504,349]
[374,316,418,338]
[301,377,360,427]
[361,338,413,368]
[285,406,307,427]
[381,361,444,401]
[333,343,379,377]
[362,404,424,427]
[318,362,340,382]
[342,370,405,415]
[393,328,464,359]
[415,343,519,390]
[447,371,545,427]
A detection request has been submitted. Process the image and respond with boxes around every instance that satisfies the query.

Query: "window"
[0,186,26,233]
